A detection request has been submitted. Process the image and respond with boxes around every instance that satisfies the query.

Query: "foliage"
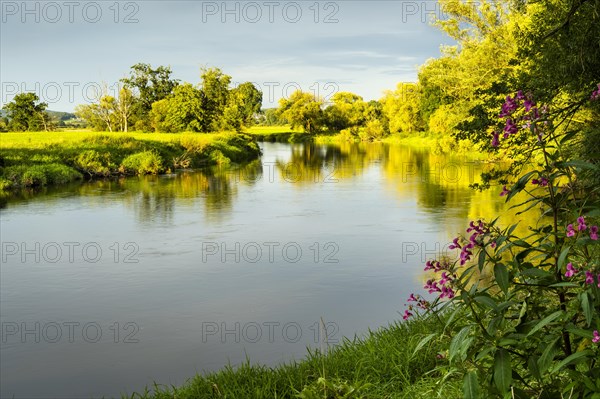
[120,151,163,175]
[406,89,600,398]
[277,91,325,134]
[2,93,51,132]
[0,131,261,190]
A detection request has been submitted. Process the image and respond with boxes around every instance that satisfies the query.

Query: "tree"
[323,92,367,131]
[2,93,50,131]
[231,82,263,126]
[200,67,232,131]
[149,83,205,132]
[116,87,134,132]
[277,91,324,134]
[121,63,179,130]
[381,83,424,134]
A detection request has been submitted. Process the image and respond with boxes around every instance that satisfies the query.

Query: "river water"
[0,141,515,398]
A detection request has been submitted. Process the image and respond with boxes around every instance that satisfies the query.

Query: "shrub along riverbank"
[0,131,261,191]
[129,313,462,399]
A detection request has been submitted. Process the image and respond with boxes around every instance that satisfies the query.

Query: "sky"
[0,0,455,112]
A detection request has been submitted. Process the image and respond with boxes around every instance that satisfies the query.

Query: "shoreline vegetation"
[0,127,482,193]
[128,313,461,399]
[0,130,261,192]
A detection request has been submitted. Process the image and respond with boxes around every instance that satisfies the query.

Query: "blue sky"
[1,1,455,112]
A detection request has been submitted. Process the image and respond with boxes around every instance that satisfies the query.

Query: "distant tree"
[150,83,205,132]
[231,82,262,126]
[323,92,367,131]
[200,67,232,131]
[381,83,424,134]
[277,91,324,134]
[2,93,50,131]
[116,87,134,132]
[121,63,179,130]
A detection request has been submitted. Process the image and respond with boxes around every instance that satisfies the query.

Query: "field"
[0,130,261,191]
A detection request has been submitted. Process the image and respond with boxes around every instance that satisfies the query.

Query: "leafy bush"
[120,151,163,175]
[73,150,113,176]
[406,90,600,398]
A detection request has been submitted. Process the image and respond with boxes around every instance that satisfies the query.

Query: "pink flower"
[564,263,578,278]
[566,224,576,237]
[597,274,600,288]
[490,241,497,249]
[402,310,413,320]
[532,177,548,187]
[577,217,587,231]
[590,225,598,241]
[585,271,594,285]
[448,237,461,250]
[591,84,600,101]
[500,185,510,197]
[593,330,600,343]
[491,131,500,147]
[408,294,418,302]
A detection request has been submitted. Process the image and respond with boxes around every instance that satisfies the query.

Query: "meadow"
[0,130,261,191]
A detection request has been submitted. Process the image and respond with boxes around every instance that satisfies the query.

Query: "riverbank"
[246,126,482,156]
[0,131,261,191]
[130,314,461,399]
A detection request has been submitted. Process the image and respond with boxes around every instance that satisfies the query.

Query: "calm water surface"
[0,142,517,398]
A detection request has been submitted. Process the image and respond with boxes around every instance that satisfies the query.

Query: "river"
[0,141,517,398]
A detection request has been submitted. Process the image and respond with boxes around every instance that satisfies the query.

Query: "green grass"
[244,125,314,143]
[127,315,462,399]
[0,130,261,190]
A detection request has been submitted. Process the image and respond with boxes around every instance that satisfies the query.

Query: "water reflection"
[1,142,522,230]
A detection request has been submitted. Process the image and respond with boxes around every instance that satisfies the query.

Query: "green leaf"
[538,337,560,373]
[463,371,480,399]
[412,333,437,357]
[557,246,570,272]
[474,295,499,313]
[449,326,471,363]
[528,356,541,380]
[494,263,509,294]
[552,350,591,373]
[581,293,593,327]
[527,310,564,337]
[493,348,512,393]
[477,250,486,272]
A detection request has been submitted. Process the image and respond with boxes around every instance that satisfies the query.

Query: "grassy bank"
[129,314,461,399]
[0,130,261,191]
[244,125,314,143]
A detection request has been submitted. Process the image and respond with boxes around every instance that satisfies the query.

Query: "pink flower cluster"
[564,262,600,288]
[566,216,598,240]
[593,330,600,343]
[402,293,431,320]
[531,177,548,187]
[449,220,490,266]
[591,84,600,101]
[492,91,546,147]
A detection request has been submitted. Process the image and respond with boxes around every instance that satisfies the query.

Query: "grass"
[245,125,314,143]
[0,130,261,191]
[127,314,462,399]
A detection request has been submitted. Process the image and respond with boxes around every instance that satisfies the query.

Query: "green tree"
[2,93,50,131]
[200,67,232,131]
[323,92,367,131]
[277,91,324,134]
[121,63,179,130]
[149,83,205,132]
[381,83,424,134]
